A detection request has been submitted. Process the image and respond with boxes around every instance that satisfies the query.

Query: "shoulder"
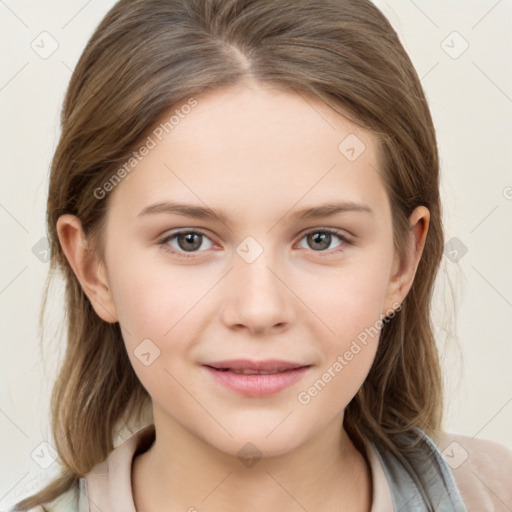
[5,484,81,512]
[437,431,512,512]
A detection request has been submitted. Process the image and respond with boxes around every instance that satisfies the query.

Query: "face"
[77,82,414,457]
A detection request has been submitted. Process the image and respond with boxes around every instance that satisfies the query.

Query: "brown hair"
[15,0,444,509]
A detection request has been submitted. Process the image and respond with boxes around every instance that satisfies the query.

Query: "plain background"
[0,0,511,508]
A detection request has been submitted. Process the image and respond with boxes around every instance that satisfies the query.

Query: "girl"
[10,0,512,511]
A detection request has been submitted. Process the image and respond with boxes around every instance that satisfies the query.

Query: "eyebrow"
[137,200,374,224]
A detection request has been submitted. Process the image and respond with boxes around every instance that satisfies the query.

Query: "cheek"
[109,262,196,401]
[107,256,216,381]
[297,274,386,412]
[297,251,392,402]
[310,258,393,341]
[108,253,206,335]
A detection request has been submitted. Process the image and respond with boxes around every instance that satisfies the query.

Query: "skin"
[57,80,429,512]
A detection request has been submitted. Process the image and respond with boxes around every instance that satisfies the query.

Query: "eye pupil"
[308,232,331,251]
[178,232,202,251]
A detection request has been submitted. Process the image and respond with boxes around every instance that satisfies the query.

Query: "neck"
[132,409,372,512]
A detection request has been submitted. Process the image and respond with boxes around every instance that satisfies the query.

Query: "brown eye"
[297,229,349,254]
[176,232,203,252]
[306,232,332,251]
[160,230,214,256]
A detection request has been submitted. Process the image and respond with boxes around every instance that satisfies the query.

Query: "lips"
[202,359,312,397]
[202,359,309,373]
[216,368,293,375]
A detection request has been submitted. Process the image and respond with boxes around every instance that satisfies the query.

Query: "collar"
[83,423,395,512]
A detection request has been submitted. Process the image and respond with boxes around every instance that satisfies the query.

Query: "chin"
[204,426,306,461]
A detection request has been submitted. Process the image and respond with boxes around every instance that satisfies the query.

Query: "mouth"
[201,359,312,397]
[209,367,302,375]
[203,358,310,372]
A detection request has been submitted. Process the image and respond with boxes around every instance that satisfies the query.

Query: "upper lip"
[202,359,310,372]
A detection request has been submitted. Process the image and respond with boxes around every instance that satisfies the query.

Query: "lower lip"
[203,366,311,398]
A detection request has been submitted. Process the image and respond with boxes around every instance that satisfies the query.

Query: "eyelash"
[157,228,352,260]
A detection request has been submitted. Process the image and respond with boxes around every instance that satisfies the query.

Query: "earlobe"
[384,206,430,311]
[56,214,118,323]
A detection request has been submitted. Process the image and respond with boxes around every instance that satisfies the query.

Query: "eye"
[159,229,214,258]
[296,228,351,255]
[158,227,351,259]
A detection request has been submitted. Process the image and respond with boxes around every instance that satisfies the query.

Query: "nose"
[220,247,294,335]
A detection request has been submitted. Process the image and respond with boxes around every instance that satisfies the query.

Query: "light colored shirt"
[11,424,512,512]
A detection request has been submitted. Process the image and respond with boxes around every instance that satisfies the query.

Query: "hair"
[14,0,445,509]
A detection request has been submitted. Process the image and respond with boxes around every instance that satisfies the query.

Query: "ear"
[56,214,118,323]
[383,205,430,313]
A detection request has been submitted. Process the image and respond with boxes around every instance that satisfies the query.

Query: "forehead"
[107,82,389,224]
